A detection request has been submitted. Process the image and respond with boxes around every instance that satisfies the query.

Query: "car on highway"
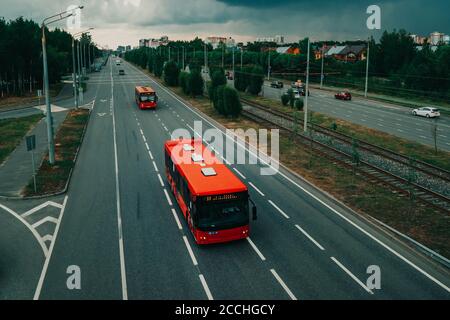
[116,59,121,66]
[270,81,284,89]
[119,69,125,75]
[335,91,352,101]
[412,107,440,118]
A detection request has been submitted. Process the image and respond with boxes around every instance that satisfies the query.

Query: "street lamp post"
[365,39,370,98]
[267,50,271,81]
[320,45,325,89]
[72,28,93,110]
[41,7,82,165]
[304,38,311,133]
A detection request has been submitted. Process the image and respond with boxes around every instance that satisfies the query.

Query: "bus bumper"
[195,225,249,245]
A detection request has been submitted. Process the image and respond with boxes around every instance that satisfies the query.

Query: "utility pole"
[222,44,224,69]
[267,50,271,80]
[303,38,310,133]
[241,47,243,68]
[72,38,78,109]
[320,45,325,89]
[364,39,370,98]
[169,46,171,61]
[232,45,235,82]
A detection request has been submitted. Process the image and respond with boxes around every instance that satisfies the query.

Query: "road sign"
[26,135,36,152]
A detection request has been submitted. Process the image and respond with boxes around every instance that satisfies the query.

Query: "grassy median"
[23,108,90,196]
[0,114,43,165]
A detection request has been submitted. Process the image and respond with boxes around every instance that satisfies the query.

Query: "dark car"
[119,69,125,75]
[335,91,352,101]
[270,81,284,89]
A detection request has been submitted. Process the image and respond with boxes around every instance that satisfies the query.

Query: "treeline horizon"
[0,16,101,98]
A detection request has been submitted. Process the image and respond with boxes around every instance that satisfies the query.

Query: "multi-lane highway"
[1,59,449,300]
[258,82,450,151]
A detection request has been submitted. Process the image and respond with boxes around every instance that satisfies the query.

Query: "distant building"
[256,35,285,45]
[324,45,367,62]
[139,36,169,48]
[276,46,300,55]
[205,36,235,49]
[430,32,445,45]
[410,34,428,45]
[444,35,450,45]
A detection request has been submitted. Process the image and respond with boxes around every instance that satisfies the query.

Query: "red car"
[335,91,352,101]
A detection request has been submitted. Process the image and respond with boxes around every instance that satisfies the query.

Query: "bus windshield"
[140,94,156,102]
[197,199,249,231]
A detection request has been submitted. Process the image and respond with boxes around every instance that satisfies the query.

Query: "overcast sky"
[0,0,448,49]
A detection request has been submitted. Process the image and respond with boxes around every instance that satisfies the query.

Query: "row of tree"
[0,17,101,98]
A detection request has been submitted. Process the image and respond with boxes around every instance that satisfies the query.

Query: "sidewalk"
[0,109,68,197]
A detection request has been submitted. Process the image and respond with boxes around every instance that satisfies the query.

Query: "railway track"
[241,98,450,184]
[241,103,450,214]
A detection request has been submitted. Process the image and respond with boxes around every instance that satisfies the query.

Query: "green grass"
[0,114,43,165]
[23,109,89,196]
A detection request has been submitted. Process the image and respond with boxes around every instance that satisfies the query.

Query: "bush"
[153,54,164,77]
[214,85,226,114]
[294,98,304,110]
[187,71,204,97]
[281,94,290,106]
[163,61,180,86]
[211,69,227,88]
[287,88,295,108]
[248,66,264,95]
[223,87,242,118]
[179,72,189,94]
[234,66,251,92]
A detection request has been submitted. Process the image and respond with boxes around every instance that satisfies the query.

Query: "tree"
[153,53,164,77]
[187,70,204,97]
[163,61,180,86]
[223,86,242,117]
[248,66,264,95]
[179,71,189,94]
[214,85,226,114]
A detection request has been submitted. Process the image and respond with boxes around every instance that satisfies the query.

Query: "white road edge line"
[331,257,373,295]
[183,235,198,266]
[33,195,68,300]
[249,182,265,197]
[295,225,325,251]
[199,274,214,300]
[270,269,297,300]
[268,200,290,219]
[247,237,266,261]
[128,61,450,293]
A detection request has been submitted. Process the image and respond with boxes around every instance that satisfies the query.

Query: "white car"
[412,107,441,118]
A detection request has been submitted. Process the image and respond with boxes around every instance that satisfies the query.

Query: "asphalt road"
[259,82,450,152]
[3,59,449,300]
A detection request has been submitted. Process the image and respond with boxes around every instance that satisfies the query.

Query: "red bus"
[135,86,158,109]
[164,139,257,245]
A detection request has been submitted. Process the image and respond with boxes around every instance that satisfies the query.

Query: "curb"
[0,107,92,200]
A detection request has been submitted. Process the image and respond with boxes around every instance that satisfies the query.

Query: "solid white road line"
[246,237,266,261]
[331,257,373,295]
[270,269,297,300]
[171,208,183,230]
[163,189,173,206]
[21,201,63,218]
[33,196,68,300]
[199,274,214,300]
[268,200,290,219]
[111,65,128,300]
[295,225,325,251]
[31,216,58,229]
[249,182,265,197]
[233,167,247,180]
[128,61,450,293]
[183,236,198,266]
